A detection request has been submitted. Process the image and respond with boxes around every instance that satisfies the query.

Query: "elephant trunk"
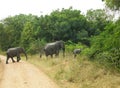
[21,48,28,60]
[24,52,28,60]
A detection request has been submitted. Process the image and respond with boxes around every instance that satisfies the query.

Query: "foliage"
[0,8,92,52]
[89,18,120,70]
[20,22,35,49]
[27,38,46,54]
[103,0,120,11]
[0,23,5,50]
[94,48,120,71]
[65,40,86,53]
[38,7,89,43]
[0,14,37,50]
[90,20,120,51]
[86,9,113,36]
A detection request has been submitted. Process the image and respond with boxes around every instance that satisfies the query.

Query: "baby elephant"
[73,49,82,58]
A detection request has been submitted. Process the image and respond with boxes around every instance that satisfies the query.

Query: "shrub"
[65,40,86,53]
[27,38,46,54]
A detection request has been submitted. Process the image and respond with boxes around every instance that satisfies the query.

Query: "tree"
[42,7,88,43]
[2,14,31,48]
[103,0,120,11]
[20,22,35,50]
[86,9,113,36]
[0,23,6,50]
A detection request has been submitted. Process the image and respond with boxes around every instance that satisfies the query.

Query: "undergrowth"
[28,53,120,88]
[0,62,4,82]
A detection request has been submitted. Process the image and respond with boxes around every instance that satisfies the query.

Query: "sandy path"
[0,55,59,88]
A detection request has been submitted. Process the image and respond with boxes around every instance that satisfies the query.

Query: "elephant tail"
[39,48,45,58]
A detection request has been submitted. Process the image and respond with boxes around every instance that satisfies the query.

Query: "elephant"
[40,40,65,58]
[6,47,27,64]
[73,48,82,58]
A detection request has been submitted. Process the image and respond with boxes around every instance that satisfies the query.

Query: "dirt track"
[0,55,59,88]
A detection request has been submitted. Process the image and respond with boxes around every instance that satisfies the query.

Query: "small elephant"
[6,47,27,64]
[73,48,82,58]
[40,40,65,58]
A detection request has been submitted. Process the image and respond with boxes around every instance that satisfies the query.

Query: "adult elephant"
[6,47,27,64]
[40,40,65,58]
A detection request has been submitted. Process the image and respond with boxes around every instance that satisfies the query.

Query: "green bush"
[92,48,120,71]
[88,19,120,70]
[65,40,86,53]
[27,39,46,54]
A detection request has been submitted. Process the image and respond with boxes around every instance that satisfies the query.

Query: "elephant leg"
[56,51,59,56]
[17,53,21,62]
[11,57,15,63]
[50,54,53,58]
[55,54,57,57]
[40,54,42,58]
[19,57,21,61]
[45,55,48,59]
[55,53,59,57]
[17,57,21,62]
[45,53,49,58]
[17,57,19,62]
[55,50,59,57]
[74,54,77,58]
[6,57,9,64]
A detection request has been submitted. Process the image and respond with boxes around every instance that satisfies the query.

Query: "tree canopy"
[103,0,120,11]
[0,8,113,52]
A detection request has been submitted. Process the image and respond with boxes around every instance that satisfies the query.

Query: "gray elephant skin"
[73,48,82,58]
[6,47,27,64]
[40,40,65,58]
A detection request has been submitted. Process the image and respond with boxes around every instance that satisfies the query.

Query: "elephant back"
[73,49,81,54]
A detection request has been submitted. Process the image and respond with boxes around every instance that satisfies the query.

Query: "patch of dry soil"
[0,55,59,88]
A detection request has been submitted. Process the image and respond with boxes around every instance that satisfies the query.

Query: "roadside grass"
[0,59,4,82]
[28,53,120,88]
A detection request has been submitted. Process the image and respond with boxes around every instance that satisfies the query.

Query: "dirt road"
[0,55,59,88]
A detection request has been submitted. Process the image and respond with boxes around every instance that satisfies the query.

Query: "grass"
[28,53,120,88]
[0,60,4,82]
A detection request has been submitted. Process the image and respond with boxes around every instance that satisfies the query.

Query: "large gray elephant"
[40,40,65,58]
[6,47,27,64]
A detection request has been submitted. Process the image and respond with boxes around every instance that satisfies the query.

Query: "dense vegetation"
[0,0,120,71]
[0,8,112,51]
